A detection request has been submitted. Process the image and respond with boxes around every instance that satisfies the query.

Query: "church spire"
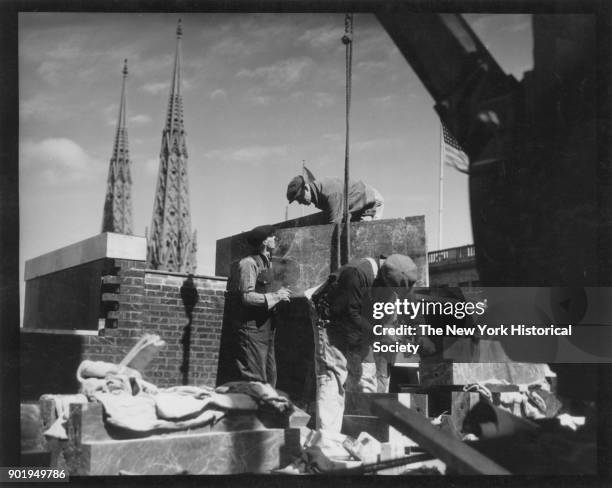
[147,19,197,273]
[102,58,133,235]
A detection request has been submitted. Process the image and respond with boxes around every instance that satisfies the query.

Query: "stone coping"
[20,328,99,336]
[25,233,147,281]
[144,268,227,281]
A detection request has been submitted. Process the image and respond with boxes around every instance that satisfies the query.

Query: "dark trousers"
[236,319,277,387]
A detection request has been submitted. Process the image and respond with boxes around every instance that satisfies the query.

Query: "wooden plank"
[372,398,510,475]
[342,415,390,442]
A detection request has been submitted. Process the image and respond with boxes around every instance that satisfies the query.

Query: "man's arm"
[238,258,289,310]
[335,267,372,336]
[322,190,344,224]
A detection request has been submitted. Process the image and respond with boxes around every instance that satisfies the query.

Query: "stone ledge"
[25,233,147,280]
[20,328,99,336]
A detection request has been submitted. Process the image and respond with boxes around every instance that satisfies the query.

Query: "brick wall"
[138,271,226,387]
[21,257,227,400]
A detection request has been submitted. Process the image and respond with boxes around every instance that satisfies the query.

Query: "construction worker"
[310,254,418,431]
[286,172,384,223]
[216,225,291,387]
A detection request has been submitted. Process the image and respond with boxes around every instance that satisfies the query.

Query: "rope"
[341,13,354,266]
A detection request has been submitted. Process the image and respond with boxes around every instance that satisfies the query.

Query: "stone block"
[215,216,428,290]
[419,361,550,387]
[24,233,146,281]
[43,399,303,475]
[57,429,300,475]
[216,216,427,403]
[345,392,428,417]
[20,403,48,454]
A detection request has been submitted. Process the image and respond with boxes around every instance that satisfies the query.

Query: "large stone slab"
[419,362,550,387]
[60,429,301,475]
[25,232,146,280]
[23,232,146,331]
[44,400,302,475]
[215,216,428,291]
[216,216,428,404]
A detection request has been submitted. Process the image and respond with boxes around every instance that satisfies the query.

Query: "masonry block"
[215,216,428,290]
[216,217,427,404]
[419,361,550,387]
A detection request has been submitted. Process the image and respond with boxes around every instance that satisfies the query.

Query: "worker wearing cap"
[286,175,384,224]
[216,225,291,387]
[311,254,418,432]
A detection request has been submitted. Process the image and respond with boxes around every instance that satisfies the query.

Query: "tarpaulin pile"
[42,334,293,439]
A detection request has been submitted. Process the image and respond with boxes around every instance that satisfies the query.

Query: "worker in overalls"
[217,225,291,386]
[310,254,418,431]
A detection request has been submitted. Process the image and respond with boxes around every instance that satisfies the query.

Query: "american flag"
[302,164,317,183]
[441,123,470,174]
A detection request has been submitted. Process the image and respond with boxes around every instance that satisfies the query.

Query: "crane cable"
[341,13,353,266]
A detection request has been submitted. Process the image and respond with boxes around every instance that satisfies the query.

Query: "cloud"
[322,133,343,143]
[20,94,66,121]
[208,37,252,58]
[205,145,289,166]
[356,60,389,74]
[368,95,394,107]
[141,81,170,95]
[210,89,227,101]
[36,60,63,85]
[20,138,103,185]
[501,18,531,33]
[352,137,402,153]
[236,57,313,88]
[46,40,84,60]
[297,26,341,49]
[129,114,152,125]
[313,92,335,108]
[465,14,531,37]
[243,89,274,107]
[103,103,119,126]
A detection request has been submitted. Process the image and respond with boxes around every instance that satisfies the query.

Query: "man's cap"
[246,225,276,247]
[380,254,418,287]
[286,175,305,203]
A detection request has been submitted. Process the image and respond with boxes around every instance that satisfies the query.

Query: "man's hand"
[276,287,292,302]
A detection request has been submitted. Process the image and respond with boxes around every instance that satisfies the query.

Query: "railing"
[428,244,476,265]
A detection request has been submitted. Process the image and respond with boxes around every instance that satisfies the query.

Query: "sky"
[19,12,533,316]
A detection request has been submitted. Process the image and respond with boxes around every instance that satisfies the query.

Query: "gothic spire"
[102,58,133,235]
[147,20,197,273]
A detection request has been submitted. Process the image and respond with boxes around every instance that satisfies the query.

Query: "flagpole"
[438,124,444,250]
[341,13,353,266]
[301,160,305,218]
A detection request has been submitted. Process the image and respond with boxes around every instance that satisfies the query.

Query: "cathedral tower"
[146,19,197,273]
[102,59,133,234]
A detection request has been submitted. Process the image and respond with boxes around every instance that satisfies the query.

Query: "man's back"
[309,177,375,223]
